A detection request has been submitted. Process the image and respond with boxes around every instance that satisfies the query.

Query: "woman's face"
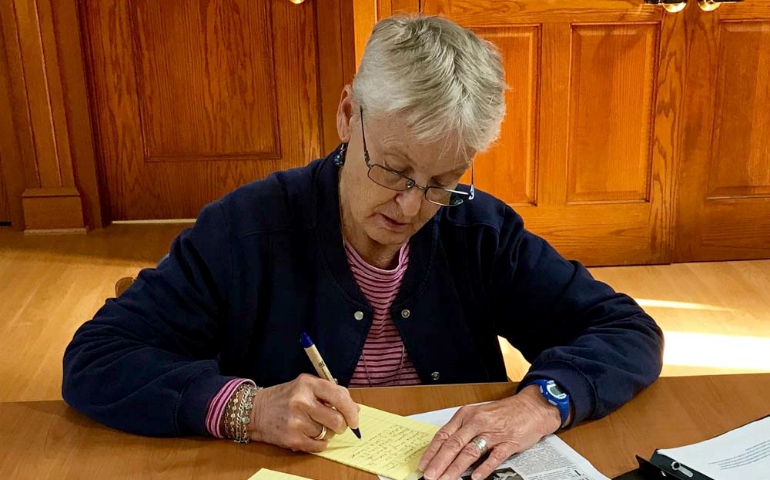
[336,87,473,249]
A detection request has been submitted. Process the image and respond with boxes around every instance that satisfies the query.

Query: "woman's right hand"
[249,373,361,452]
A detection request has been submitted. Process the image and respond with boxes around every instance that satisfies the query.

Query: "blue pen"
[300,332,362,439]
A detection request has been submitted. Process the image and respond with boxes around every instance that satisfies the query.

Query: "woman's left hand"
[418,385,564,480]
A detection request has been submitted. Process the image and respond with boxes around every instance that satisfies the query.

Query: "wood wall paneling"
[3,0,761,259]
[53,0,102,230]
[675,1,770,261]
[15,0,74,188]
[21,187,88,232]
[83,0,327,220]
[0,0,101,232]
[0,0,34,230]
[0,17,11,224]
[352,0,377,67]
[0,157,9,223]
[0,25,15,224]
[15,0,85,232]
[316,0,356,152]
[338,0,357,87]
[134,1,280,161]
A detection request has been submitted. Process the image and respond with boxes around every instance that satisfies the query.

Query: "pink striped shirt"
[205,240,421,437]
[345,240,421,387]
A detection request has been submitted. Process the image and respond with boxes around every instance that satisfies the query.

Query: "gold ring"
[313,425,327,441]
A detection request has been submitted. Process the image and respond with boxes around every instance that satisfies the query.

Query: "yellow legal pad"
[314,404,440,480]
[247,469,314,480]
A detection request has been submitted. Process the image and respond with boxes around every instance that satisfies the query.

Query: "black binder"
[613,453,714,480]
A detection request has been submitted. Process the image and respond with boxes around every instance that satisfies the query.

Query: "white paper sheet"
[657,415,770,480]
[379,404,609,480]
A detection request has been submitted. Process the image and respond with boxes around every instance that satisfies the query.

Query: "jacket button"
[400,309,411,319]
[353,311,364,321]
[431,371,440,381]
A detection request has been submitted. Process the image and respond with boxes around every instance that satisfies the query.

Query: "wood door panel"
[567,24,657,204]
[134,0,280,160]
[519,204,655,265]
[702,205,770,252]
[85,0,148,217]
[472,26,539,206]
[424,0,683,266]
[83,0,324,220]
[714,4,770,19]
[675,1,770,261]
[707,21,770,199]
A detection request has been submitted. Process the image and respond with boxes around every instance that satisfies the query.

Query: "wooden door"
[82,0,352,220]
[675,0,770,262]
[0,160,8,223]
[421,0,686,266]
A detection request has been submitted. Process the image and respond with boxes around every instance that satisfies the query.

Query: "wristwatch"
[530,379,570,429]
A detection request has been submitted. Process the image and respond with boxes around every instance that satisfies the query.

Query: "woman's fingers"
[468,443,517,480]
[419,406,469,471]
[307,400,347,435]
[422,424,481,480]
[311,378,361,431]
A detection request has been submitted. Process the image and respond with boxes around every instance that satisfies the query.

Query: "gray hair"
[352,15,507,154]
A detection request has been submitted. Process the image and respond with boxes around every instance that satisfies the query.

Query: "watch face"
[546,383,568,399]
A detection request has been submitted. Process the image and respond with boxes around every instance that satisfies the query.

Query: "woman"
[63,15,663,480]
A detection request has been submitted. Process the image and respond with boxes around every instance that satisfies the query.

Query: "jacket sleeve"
[62,201,237,437]
[492,207,664,425]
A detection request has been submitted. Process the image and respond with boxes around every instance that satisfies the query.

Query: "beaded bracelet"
[223,382,262,443]
[235,384,260,443]
[223,383,244,439]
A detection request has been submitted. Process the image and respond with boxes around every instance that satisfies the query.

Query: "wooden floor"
[1,224,769,403]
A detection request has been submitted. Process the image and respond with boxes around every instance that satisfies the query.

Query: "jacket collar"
[314,146,438,311]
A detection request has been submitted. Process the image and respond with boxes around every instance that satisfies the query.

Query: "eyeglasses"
[359,106,475,207]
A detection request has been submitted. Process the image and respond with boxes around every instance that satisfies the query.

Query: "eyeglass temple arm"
[359,105,368,162]
[468,163,475,200]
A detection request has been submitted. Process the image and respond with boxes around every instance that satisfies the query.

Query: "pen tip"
[352,427,361,439]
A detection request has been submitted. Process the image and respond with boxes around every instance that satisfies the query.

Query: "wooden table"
[1,374,768,479]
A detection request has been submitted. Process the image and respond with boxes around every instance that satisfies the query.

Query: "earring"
[334,142,348,167]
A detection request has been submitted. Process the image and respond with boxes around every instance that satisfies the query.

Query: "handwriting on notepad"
[315,404,440,480]
[349,425,435,471]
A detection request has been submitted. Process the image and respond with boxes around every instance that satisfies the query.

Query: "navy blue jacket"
[62,148,664,437]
